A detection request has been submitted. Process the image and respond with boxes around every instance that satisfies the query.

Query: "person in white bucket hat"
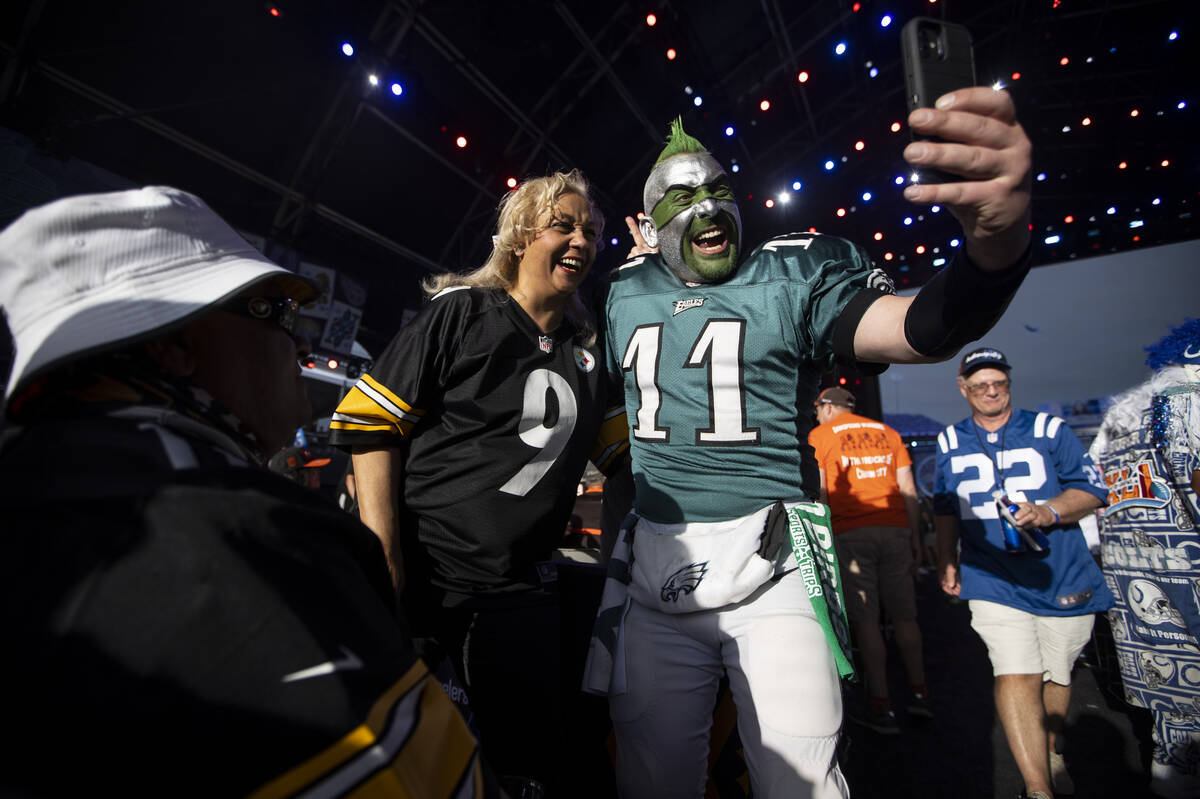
[0,187,498,797]
[0,185,318,453]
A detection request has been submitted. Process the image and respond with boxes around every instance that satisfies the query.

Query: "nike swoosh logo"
[1183,344,1200,359]
[282,645,364,683]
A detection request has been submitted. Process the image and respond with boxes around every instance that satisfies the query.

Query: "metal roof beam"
[390,0,579,170]
[270,3,419,241]
[0,0,48,107]
[553,2,661,145]
[30,60,442,272]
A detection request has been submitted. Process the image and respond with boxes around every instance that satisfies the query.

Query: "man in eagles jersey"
[934,347,1110,799]
[329,171,629,794]
[587,86,1035,798]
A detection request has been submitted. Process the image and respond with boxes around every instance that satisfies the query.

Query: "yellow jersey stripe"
[328,421,402,435]
[455,757,485,799]
[359,375,422,421]
[333,387,401,429]
[247,662,481,799]
[591,408,631,472]
[380,673,482,797]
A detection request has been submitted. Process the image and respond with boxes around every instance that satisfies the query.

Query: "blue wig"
[1145,317,1200,370]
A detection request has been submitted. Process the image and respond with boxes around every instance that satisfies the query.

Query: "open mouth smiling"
[557,255,585,274]
[691,225,728,256]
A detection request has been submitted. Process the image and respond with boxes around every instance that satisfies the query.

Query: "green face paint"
[642,152,744,284]
[649,179,735,229]
[680,212,740,281]
[649,179,739,282]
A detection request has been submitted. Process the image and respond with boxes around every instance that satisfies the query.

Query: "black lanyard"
[972,420,1009,493]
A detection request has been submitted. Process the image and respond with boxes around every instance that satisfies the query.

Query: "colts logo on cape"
[866,268,896,294]
[672,298,706,316]
[661,561,709,602]
[574,346,596,373]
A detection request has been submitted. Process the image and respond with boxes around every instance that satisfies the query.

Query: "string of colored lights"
[275,2,1188,285]
[615,5,1187,284]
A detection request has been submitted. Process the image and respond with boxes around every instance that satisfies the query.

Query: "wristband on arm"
[903,243,1033,358]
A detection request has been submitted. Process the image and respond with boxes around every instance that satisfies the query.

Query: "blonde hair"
[422,170,603,340]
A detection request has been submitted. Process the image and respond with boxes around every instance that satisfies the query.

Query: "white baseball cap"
[0,186,318,408]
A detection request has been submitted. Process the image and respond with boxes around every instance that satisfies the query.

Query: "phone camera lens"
[918,26,944,59]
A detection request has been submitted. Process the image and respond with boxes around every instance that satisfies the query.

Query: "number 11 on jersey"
[622,319,761,445]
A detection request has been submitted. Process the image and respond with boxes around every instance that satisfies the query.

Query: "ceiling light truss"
[553,1,661,146]
[269,2,419,243]
[438,2,648,268]
[24,58,442,272]
[392,0,581,173]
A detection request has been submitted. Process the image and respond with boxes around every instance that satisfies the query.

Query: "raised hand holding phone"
[899,20,1032,273]
[901,18,976,185]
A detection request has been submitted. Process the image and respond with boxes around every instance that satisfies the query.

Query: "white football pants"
[609,568,848,799]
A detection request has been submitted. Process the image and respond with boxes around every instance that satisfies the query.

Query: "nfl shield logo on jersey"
[538,335,553,354]
[574,346,596,373]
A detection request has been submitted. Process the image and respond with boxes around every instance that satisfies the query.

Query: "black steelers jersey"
[331,287,628,604]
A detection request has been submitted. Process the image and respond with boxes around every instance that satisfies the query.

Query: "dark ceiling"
[1,0,1195,353]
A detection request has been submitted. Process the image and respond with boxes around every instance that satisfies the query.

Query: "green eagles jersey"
[603,232,891,523]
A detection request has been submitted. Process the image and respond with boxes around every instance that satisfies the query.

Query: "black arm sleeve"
[832,288,891,375]
[903,243,1033,359]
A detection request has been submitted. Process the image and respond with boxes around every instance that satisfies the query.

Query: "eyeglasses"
[223,296,300,335]
[964,378,1011,394]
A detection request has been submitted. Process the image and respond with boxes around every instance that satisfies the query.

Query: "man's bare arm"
[853,294,927,364]
[1011,487,1104,530]
[897,465,923,572]
[896,466,920,527]
[352,445,405,591]
[934,513,961,596]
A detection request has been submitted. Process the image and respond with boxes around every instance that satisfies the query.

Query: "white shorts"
[968,599,1095,685]
[609,569,847,799]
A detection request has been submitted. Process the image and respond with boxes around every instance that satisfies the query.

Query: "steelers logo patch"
[574,346,596,373]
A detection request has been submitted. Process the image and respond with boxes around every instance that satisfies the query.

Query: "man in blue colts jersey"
[586,84,1037,799]
[934,347,1111,799]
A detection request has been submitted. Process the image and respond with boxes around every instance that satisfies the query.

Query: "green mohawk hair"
[653,117,709,167]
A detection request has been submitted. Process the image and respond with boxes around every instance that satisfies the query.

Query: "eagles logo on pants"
[661,562,709,602]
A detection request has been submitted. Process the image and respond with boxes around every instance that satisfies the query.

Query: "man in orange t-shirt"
[808,387,930,734]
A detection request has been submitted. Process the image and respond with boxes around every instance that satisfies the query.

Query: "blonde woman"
[331,170,628,793]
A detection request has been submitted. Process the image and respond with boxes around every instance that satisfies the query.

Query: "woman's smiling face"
[514,191,598,306]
